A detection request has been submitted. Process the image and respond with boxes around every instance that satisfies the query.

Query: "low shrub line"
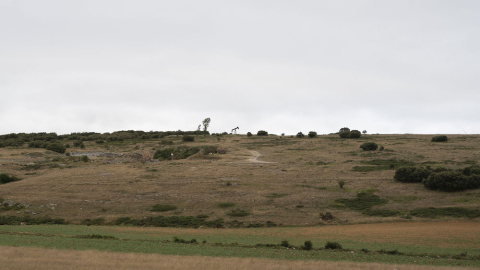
[394,165,480,192]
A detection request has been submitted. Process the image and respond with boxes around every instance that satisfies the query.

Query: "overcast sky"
[1,0,479,135]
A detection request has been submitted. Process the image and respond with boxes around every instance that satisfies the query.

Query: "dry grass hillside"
[1,134,479,226]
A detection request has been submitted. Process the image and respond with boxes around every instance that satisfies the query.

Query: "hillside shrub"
[308,131,317,138]
[151,204,177,212]
[462,165,480,176]
[154,146,218,160]
[394,167,432,183]
[153,148,175,160]
[81,218,106,226]
[394,165,480,192]
[114,216,224,228]
[339,131,350,138]
[338,128,361,139]
[76,234,116,239]
[410,207,480,218]
[182,135,195,142]
[335,192,387,211]
[349,130,361,138]
[227,209,250,217]
[363,209,400,217]
[423,171,480,192]
[360,142,378,151]
[247,132,252,137]
[46,143,66,154]
[0,216,67,225]
[257,130,268,136]
[28,141,47,148]
[303,240,313,250]
[431,135,448,142]
[0,174,20,184]
[296,132,304,138]
[73,141,84,148]
[280,240,291,248]
[325,241,342,250]
[320,212,334,221]
[217,202,235,208]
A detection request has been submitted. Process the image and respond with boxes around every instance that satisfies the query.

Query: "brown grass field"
[1,134,479,225]
[1,246,478,270]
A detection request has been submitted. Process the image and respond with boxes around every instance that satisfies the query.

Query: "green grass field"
[0,223,479,267]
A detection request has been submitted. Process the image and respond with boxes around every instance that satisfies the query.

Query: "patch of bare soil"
[247,150,276,163]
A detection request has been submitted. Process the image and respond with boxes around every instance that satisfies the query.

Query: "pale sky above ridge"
[1,0,479,135]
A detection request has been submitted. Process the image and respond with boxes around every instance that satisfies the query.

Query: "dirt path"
[247,150,276,164]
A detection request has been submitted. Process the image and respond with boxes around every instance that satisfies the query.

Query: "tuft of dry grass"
[0,246,477,270]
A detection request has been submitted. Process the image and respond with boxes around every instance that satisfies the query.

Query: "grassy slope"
[0,134,479,225]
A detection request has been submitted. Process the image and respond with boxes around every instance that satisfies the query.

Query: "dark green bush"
[0,216,67,225]
[73,141,83,147]
[114,215,224,228]
[394,167,432,183]
[335,192,387,211]
[431,135,448,142]
[81,218,106,226]
[463,165,480,176]
[151,204,177,212]
[280,240,291,248]
[296,132,304,138]
[247,132,252,137]
[257,130,268,136]
[360,142,378,151]
[227,209,250,217]
[182,135,195,142]
[349,130,361,138]
[303,240,313,250]
[394,165,480,192]
[76,234,116,239]
[81,155,90,162]
[217,202,235,208]
[320,212,334,221]
[28,141,47,148]
[338,128,361,139]
[410,207,480,218]
[201,145,218,154]
[154,148,175,160]
[0,174,20,184]
[325,241,342,250]
[423,171,480,192]
[308,131,317,138]
[363,209,400,217]
[46,143,66,154]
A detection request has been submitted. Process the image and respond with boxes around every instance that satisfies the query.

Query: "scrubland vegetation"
[0,128,479,268]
